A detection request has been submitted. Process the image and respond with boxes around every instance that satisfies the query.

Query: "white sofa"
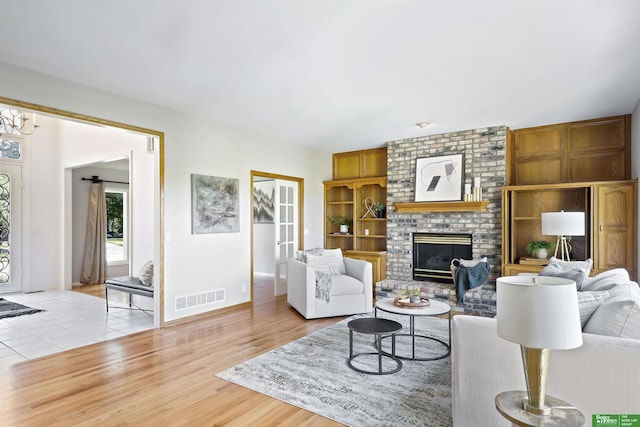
[287,253,372,319]
[452,315,640,426]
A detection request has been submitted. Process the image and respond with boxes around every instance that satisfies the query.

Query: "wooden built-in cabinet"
[325,148,388,298]
[332,147,387,180]
[509,115,631,185]
[502,180,637,279]
[324,176,387,253]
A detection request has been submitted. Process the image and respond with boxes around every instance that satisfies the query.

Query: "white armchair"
[287,252,373,319]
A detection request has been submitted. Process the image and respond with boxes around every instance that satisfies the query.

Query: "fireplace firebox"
[413,233,472,282]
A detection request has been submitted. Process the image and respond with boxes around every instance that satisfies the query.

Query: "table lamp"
[497,276,583,416]
[541,211,585,261]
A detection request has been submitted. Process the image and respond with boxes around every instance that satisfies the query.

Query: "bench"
[105,276,154,315]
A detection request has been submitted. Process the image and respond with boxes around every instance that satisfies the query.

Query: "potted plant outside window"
[526,240,553,259]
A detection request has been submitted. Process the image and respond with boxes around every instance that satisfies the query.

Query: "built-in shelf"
[394,200,489,213]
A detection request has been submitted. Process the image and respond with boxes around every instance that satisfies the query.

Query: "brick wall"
[385,126,507,286]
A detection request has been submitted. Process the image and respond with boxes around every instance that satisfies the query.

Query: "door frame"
[250,170,304,303]
[0,96,165,328]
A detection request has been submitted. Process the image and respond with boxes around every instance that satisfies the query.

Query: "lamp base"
[522,396,551,416]
[553,236,572,262]
[521,346,551,416]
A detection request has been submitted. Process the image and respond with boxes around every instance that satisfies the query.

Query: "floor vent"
[175,289,225,311]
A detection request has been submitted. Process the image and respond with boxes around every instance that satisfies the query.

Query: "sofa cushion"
[306,254,344,275]
[581,268,631,291]
[330,274,364,296]
[583,282,640,339]
[539,262,587,290]
[139,260,154,287]
[321,249,347,274]
[547,256,593,278]
[577,291,609,328]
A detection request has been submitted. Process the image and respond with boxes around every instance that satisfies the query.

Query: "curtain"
[80,182,107,284]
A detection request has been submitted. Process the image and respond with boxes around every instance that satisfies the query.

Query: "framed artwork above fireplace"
[415,154,463,202]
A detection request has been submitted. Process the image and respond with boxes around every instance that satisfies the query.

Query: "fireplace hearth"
[413,233,472,283]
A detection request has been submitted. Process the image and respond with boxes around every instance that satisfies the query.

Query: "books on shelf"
[519,257,550,266]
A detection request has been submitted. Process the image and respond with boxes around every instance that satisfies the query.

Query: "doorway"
[250,171,304,302]
[0,163,22,294]
[0,96,164,329]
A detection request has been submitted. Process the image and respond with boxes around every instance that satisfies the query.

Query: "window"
[0,138,22,160]
[105,188,128,264]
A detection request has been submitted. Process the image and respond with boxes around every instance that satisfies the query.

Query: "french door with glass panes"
[274,179,298,296]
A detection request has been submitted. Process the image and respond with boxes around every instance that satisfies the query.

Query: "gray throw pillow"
[539,263,587,290]
[139,260,154,287]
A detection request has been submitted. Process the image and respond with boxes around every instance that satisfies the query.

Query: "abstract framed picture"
[414,154,464,202]
[191,174,239,234]
[253,180,275,224]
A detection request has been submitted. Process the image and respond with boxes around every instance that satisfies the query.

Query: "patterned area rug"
[0,297,45,319]
[217,313,452,426]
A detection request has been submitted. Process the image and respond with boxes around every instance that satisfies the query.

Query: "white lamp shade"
[541,211,585,236]
[497,276,583,350]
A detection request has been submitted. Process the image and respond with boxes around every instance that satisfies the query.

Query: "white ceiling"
[1,0,639,153]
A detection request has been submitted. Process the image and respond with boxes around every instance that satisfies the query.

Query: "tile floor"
[0,290,153,367]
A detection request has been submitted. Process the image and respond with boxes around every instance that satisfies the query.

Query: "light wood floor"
[2,278,346,426]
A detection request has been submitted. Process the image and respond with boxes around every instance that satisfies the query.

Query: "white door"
[0,163,22,294]
[274,179,298,296]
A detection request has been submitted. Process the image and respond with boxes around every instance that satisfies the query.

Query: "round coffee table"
[347,317,403,375]
[375,297,451,361]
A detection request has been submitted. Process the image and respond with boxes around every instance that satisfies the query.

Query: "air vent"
[175,296,187,311]
[175,288,225,311]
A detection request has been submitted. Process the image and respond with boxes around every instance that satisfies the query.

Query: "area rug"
[0,297,45,319]
[216,313,452,426]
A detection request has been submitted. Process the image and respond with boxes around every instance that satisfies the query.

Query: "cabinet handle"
[600,224,604,232]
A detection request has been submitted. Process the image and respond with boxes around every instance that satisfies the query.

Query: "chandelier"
[0,108,39,136]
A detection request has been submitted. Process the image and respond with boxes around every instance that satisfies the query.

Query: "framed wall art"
[253,180,275,223]
[191,174,239,234]
[414,154,463,202]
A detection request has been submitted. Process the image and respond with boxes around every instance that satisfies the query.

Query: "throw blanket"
[315,271,332,302]
[455,262,490,304]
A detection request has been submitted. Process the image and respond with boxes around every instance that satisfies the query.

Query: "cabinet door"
[512,125,566,185]
[594,182,637,277]
[345,251,387,303]
[332,152,361,180]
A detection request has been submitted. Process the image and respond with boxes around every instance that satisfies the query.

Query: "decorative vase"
[535,248,548,259]
[339,224,348,234]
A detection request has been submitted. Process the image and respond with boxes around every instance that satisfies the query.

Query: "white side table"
[495,391,586,427]
[374,297,451,361]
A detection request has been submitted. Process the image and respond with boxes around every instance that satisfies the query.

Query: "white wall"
[22,114,61,292]
[0,62,331,323]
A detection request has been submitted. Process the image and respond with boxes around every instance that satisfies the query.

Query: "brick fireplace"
[385,125,507,291]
